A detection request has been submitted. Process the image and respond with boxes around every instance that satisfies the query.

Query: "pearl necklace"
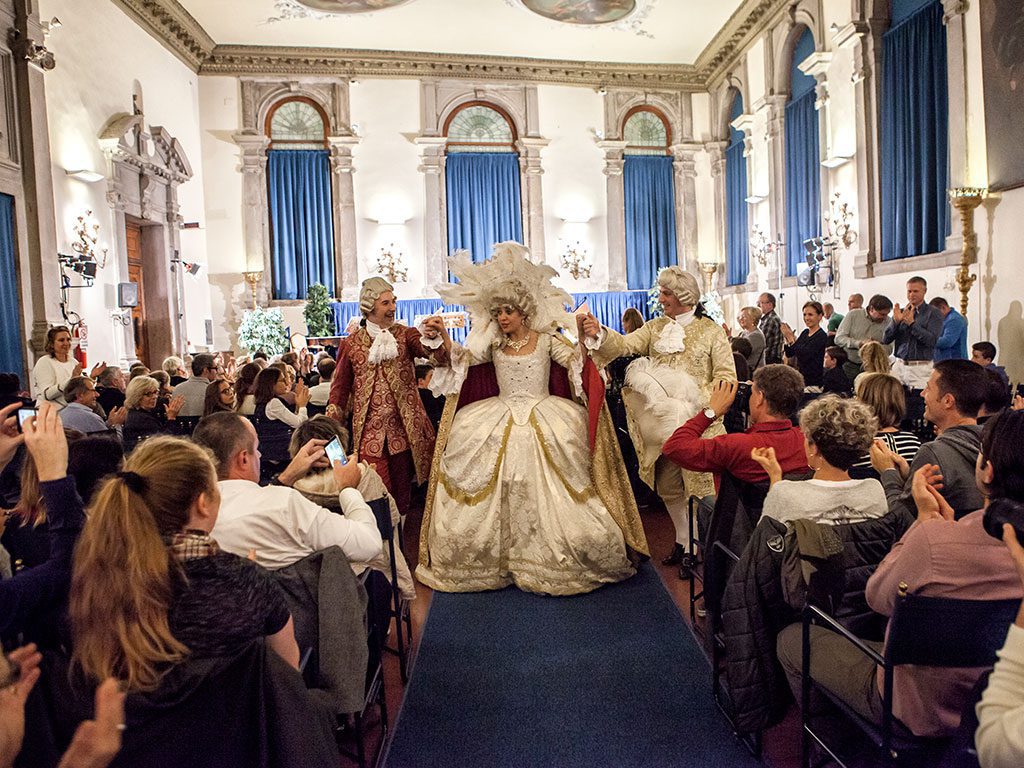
[505,335,530,352]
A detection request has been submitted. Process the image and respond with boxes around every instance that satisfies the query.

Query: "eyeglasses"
[220,386,234,394]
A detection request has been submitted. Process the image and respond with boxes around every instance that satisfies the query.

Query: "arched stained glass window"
[267,99,328,149]
[623,108,670,156]
[446,104,515,153]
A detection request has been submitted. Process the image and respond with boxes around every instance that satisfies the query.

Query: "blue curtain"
[784,90,821,276]
[624,156,677,291]
[0,194,23,379]
[725,94,748,286]
[880,0,949,262]
[446,153,523,264]
[570,290,651,333]
[267,149,335,300]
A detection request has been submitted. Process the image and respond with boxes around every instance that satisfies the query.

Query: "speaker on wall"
[117,282,139,308]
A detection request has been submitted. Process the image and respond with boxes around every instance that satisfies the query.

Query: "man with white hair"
[162,355,187,386]
[326,276,448,515]
[581,266,736,572]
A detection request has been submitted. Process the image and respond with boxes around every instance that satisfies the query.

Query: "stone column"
[597,140,628,291]
[415,137,448,294]
[764,95,788,287]
[233,133,271,305]
[707,140,729,279]
[517,137,549,263]
[835,20,883,278]
[941,0,969,257]
[670,142,701,271]
[328,135,360,300]
[11,0,63,356]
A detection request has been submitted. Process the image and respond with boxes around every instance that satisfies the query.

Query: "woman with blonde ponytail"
[71,436,299,692]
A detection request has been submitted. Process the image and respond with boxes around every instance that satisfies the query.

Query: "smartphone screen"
[325,437,347,466]
[16,408,36,432]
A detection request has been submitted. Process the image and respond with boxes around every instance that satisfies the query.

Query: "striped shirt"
[850,430,922,480]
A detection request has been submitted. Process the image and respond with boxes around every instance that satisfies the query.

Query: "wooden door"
[125,221,150,367]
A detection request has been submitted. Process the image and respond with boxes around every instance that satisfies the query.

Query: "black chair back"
[886,593,1021,668]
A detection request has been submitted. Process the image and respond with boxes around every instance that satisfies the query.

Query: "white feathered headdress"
[435,242,574,357]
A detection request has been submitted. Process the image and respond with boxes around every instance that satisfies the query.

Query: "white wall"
[41,0,211,366]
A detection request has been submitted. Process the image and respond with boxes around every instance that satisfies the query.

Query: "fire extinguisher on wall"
[72,320,88,369]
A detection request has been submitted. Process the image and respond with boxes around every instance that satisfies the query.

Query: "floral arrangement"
[238,306,289,355]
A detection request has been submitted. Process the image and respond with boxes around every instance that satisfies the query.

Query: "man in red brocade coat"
[327,277,449,515]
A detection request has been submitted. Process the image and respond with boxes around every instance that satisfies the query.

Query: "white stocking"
[663,498,691,550]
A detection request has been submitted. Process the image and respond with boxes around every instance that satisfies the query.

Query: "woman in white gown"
[416,244,647,596]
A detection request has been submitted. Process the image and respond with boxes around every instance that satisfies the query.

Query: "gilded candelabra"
[749,224,785,268]
[825,192,857,250]
[948,187,986,316]
[698,261,719,294]
[243,271,263,309]
[374,243,408,283]
[72,209,108,269]
[559,240,592,280]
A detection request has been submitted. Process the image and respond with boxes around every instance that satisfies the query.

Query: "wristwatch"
[702,407,717,419]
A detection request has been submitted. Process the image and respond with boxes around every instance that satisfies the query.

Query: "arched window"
[444,102,522,263]
[265,97,335,300]
[784,27,821,277]
[623,108,671,156]
[622,106,676,289]
[725,92,749,287]
[880,0,948,262]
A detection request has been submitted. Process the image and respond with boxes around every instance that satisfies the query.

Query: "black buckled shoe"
[678,553,699,580]
[662,543,686,566]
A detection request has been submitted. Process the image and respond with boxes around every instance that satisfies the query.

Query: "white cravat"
[671,309,697,329]
[365,320,399,364]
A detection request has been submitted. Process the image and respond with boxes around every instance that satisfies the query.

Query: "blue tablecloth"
[330,290,651,340]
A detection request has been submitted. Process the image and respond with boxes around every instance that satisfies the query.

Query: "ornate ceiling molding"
[112,0,790,91]
[201,45,703,90]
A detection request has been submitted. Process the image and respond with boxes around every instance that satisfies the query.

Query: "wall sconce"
[744,194,766,204]
[70,209,107,269]
[948,187,987,316]
[820,154,853,169]
[65,169,104,183]
[374,242,408,283]
[559,240,592,280]
[749,224,785,268]
[824,192,857,250]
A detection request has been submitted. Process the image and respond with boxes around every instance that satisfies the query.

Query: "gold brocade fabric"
[418,336,648,595]
[592,315,736,492]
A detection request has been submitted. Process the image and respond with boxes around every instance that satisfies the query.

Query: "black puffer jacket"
[718,511,901,733]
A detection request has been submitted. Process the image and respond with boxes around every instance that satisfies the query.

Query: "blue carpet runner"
[383,562,758,767]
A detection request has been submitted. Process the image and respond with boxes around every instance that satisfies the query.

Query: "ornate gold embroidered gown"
[416,334,638,596]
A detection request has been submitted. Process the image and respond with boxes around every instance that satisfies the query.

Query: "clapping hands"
[869,439,910,478]
[910,463,954,523]
[750,446,783,485]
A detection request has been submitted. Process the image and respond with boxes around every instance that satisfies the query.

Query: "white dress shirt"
[213,479,383,570]
[265,397,308,428]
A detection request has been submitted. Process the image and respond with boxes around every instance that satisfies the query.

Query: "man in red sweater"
[663,364,810,483]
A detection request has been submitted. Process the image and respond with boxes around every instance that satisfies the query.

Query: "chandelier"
[72,209,108,269]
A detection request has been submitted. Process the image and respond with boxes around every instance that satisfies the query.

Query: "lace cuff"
[582,327,606,351]
[568,345,586,403]
[416,322,444,350]
[428,343,469,397]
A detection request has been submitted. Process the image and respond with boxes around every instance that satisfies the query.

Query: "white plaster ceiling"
[175,0,745,64]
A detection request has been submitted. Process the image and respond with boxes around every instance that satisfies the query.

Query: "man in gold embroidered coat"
[327,277,448,515]
[581,267,736,571]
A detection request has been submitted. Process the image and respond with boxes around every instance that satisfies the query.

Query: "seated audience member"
[162,355,188,387]
[67,435,124,505]
[779,409,1024,740]
[128,364,150,380]
[853,340,892,394]
[663,364,811,483]
[269,361,299,408]
[60,377,125,435]
[979,367,1012,424]
[192,412,381,570]
[977,431,1024,767]
[849,373,921,479]
[70,435,301,693]
[870,359,988,521]
[0,403,86,638]
[308,358,335,407]
[95,367,126,414]
[203,378,235,417]
[930,296,968,361]
[737,306,766,371]
[253,367,309,463]
[122,376,184,450]
[751,395,887,525]
[729,338,752,382]
[781,301,829,390]
[171,353,219,418]
[834,294,893,381]
[415,363,444,432]
[234,361,260,415]
[973,341,1009,387]
[822,346,852,395]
